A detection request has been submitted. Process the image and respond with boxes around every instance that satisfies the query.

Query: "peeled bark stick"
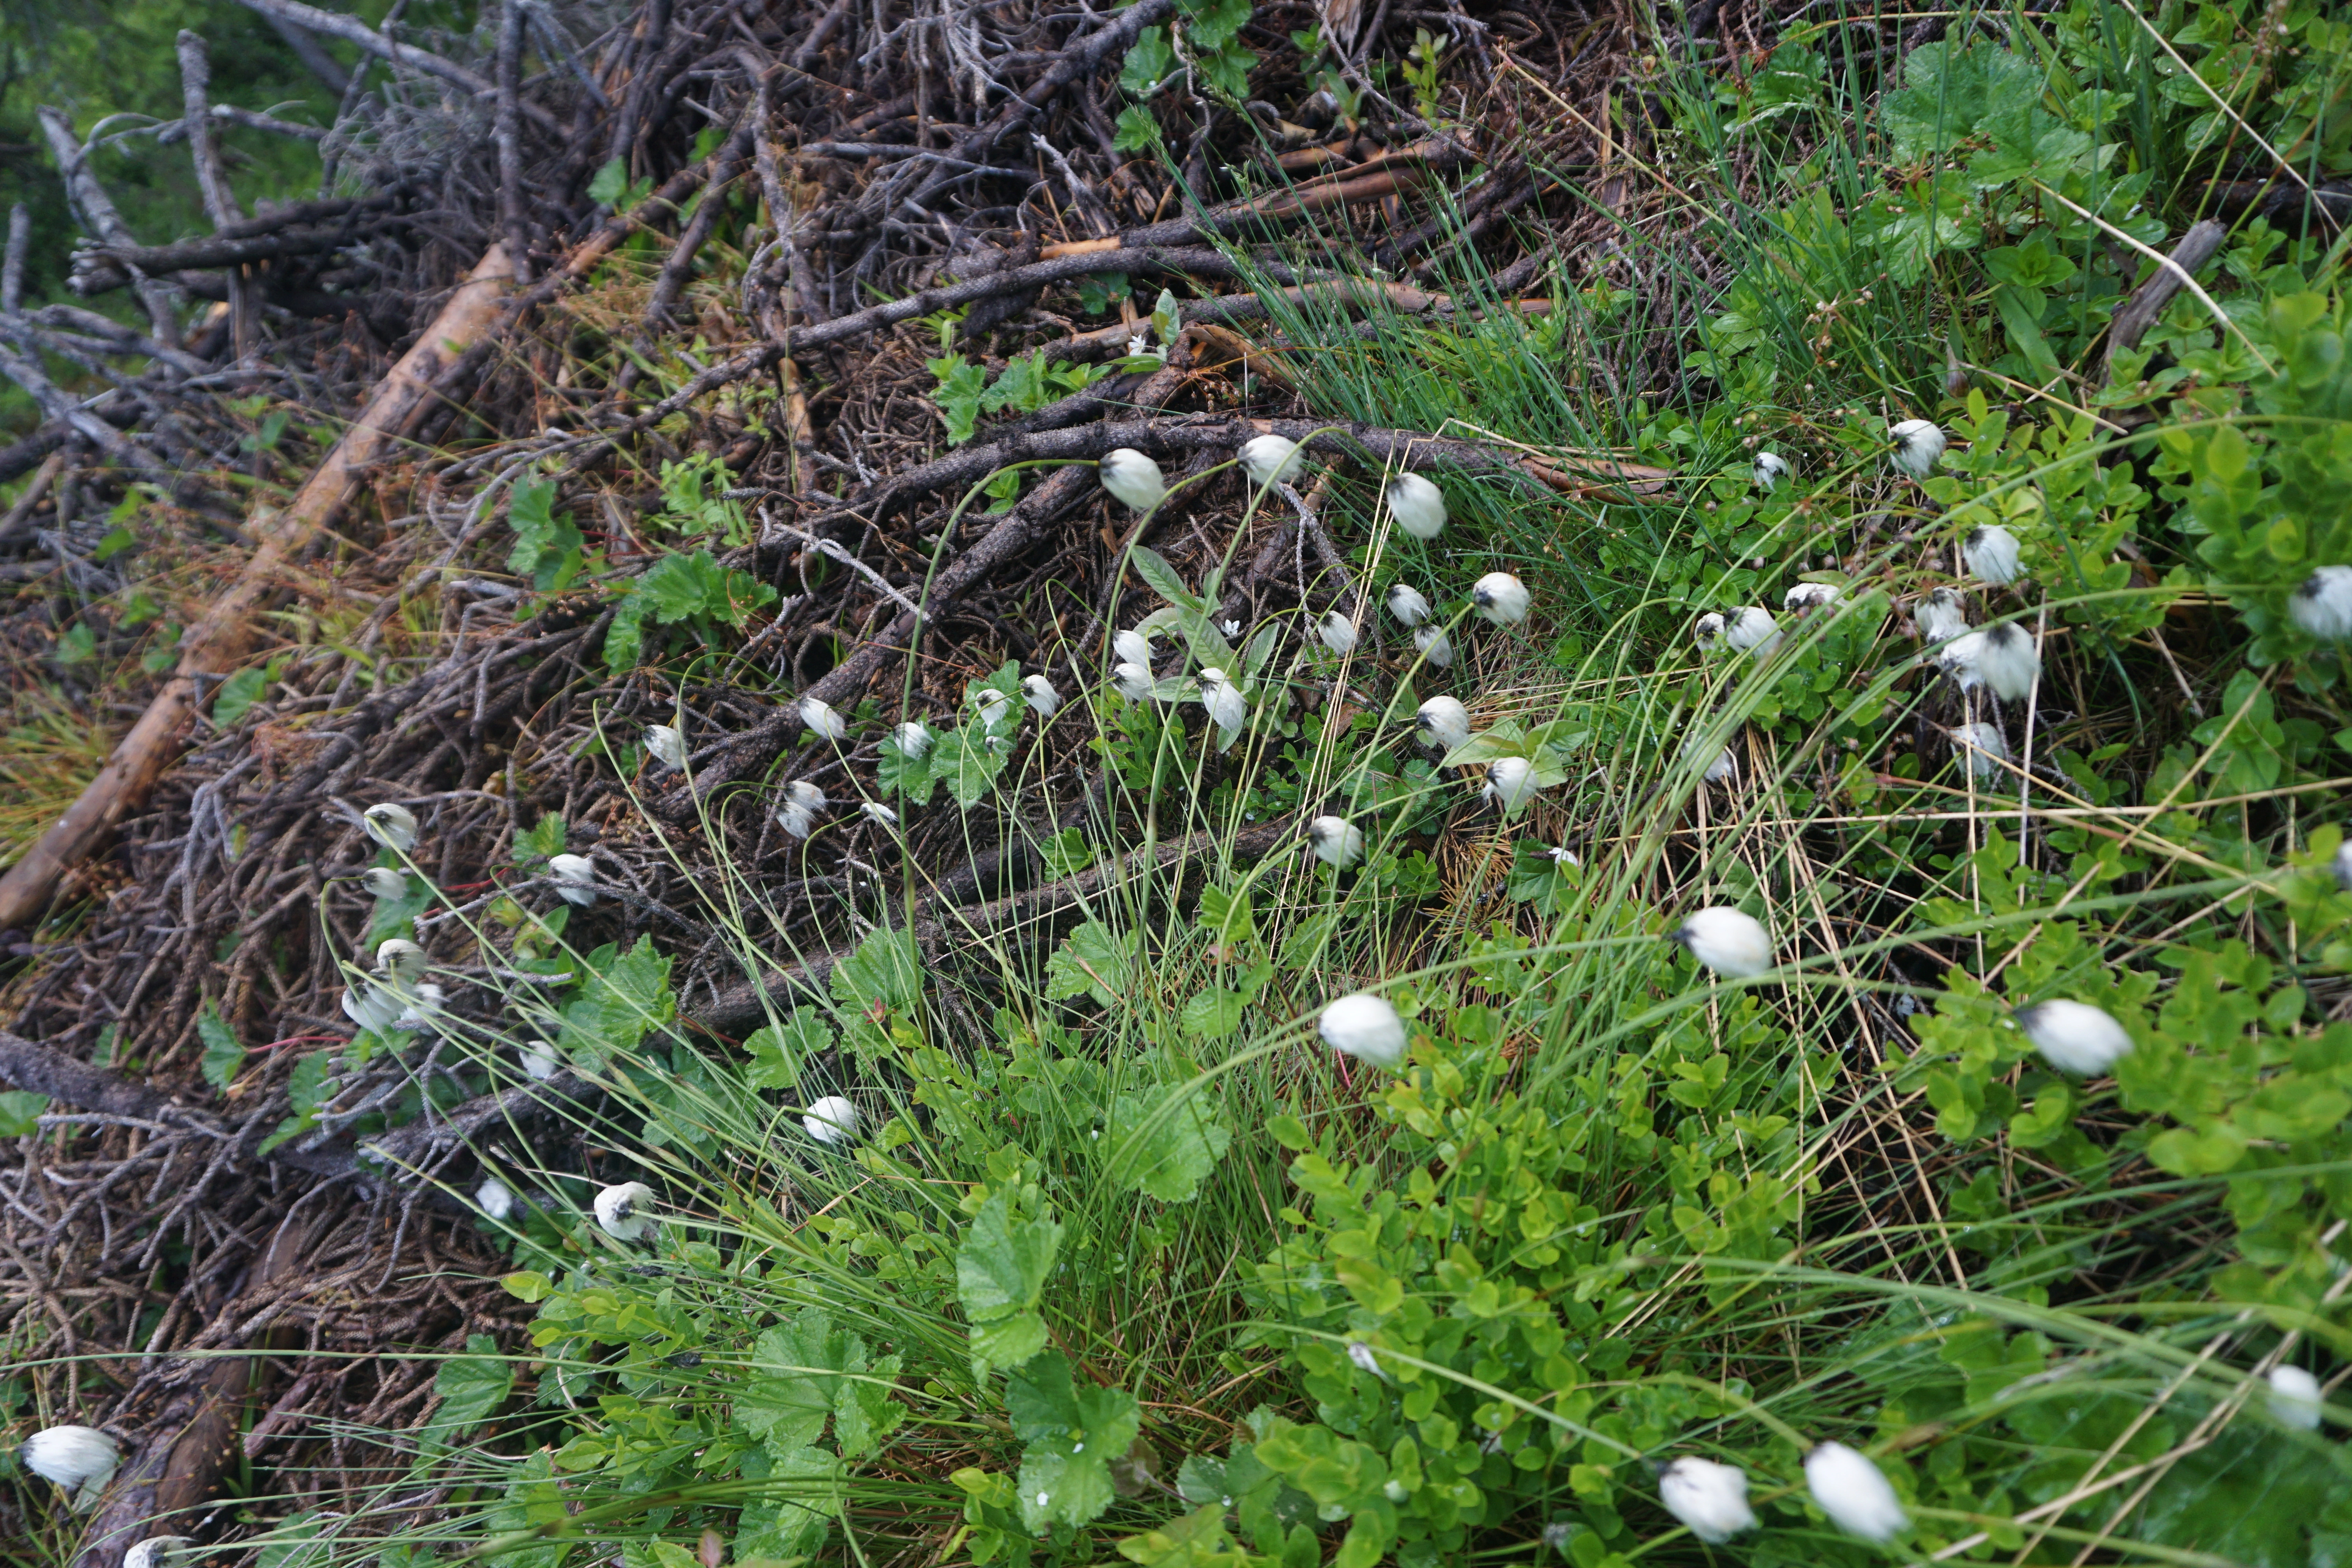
[230,0,562,134]
[176,32,258,362]
[35,105,182,348]
[0,243,515,933]
[2098,219,2228,389]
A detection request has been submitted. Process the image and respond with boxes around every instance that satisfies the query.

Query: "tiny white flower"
[2270,1364,2326,1431]
[593,1180,657,1242]
[1307,815,1365,868]
[23,1424,121,1509]
[1673,907,1773,979]
[804,1094,860,1146]
[1694,611,1726,649]
[1890,418,1947,478]
[2013,999,2132,1076]
[1347,1342,1385,1379]
[363,802,419,853]
[1239,433,1304,488]
[1112,661,1155,699]
[862,800,898,827]
[1472,572,1530,626]
[1098,448,1166,513]
[476,1176,516,1222]
[519,1041,561,1081]
[644,724,688,770]
[1386,472,1447,539]
[1951,722,2008,779]
[1659,1456,1758,1544]
[800,697,847,743]
[361,867,407,900]
[1385,583,1432,626]
[1804,1441,1908,1542]
[1964,523,2024,586]
[2291,566,2352,641]
[548,853,599,907]
[1036,1492,1050,1508]
[1319,993,1407,1069]
[1022,674,1062,717]
[1724,605,1782,657]
[891,721,933,760]
[1483,756,1539,813]
[1413,624,1454,668]
[1113,628,1154,667]
[1220,618,1241,638]
[1915,586,1970,644]
[1752,451,1791,490]
[1319,611,1359,655]
[1416,696,1472,754]
[1783,581,1840,614]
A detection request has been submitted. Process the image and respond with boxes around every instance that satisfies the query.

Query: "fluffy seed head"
[23,1425,121,1506]
[519,1041,561,1081]
[1804,1442,1908,1542]
[2291,566,2352,641]
[1319,993,1407,1070]
[1098,448,1167,512]
[1784,581,1840,614]
[548,853,599,907]
[1976,621,2042,700]
[1238,434,1304,488]
[1472,572,1530,626]
[804,1095,861,1147]
[1319,612,1359,655]
[1674,907,1773,979]
[1022,673,1062,716]
[1724,606,1782,657]
[1308,815,1365,868]
[1694,612,1726,649]
[1113,628,1154,667]
[2013,999,2132,1076]
[1416,696,1472,753]
[1414,624,1454,668]
[779,804,817,839]
[361,867,407,900]
[593,1181,657,1242]
[1197,668,1248,739]
[1483,756,1539,813]
[363,802,418,853]
[124,1537,193,1568]
[1386,583,1432,626]
[1951,722,2008,779]
[892,721,933,760]
[1659,1456,1758,1544]
[1916,587,1971,644]
[341,984,401,1034]
[1386,472,1447,539]
[476,1177,516,1222]
[1751,451,1791,490]
[800,697,847,743]
[2270,1364,2325,1431]
[644,724,688,770]
[787,779,828,815]
[1964,523,2024,586]
[1113,662,1154,699]
[862,800,898,827]
[1347,1342,1385,1379]
[375,938,427,984]
[1890,418,1947,478]
[2335,840,2352,893]
[975,687,1013,728]
[1686,735,1736,783]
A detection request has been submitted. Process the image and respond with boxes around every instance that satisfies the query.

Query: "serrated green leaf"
[0,1090,49,1138]
[1009,1351,1141,1530]
[878,729,938,804]
[738,1305,897,1456]
[1104,1085,1231,1202]
[745,1008,835,1091]
[213,666,269,727]
[199,1004,245,1092]
[555,937,674,1071]
[434,1334,514,1435]
[1179,987,1245,1040]
[1044,920,1138,1008]
[956,1187,1062,1375]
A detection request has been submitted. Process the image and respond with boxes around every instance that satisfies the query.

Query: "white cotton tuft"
[593,1181,657,1242]
[24,1425,120,1508]
[1319,993,1406,1070]
[342,984,401,1034]
[1975,621,2041,700]
[862,800,898,827]
[1675,907,1773,979]
[804,1095,860,1146]
[779,806,816,839]
[1413,621,1455,667]
[1472,572,1530,626]
[1687,736,1737,784]
[1951,722,2008,780]
[1483,756,1539,813]
[1386,472,1448,539]
[787,779,828,814]
[1783,582,1840,614]
[519,1041,561,1081]
[1113,662,1155,700]
[1724,606,1782,657]
[1804,1442,1908,1542]
[2291,566,2352,641]
[1915,587,1971,644]
[1239,434,1304,488]
[1417,696,1472,754]
[2270,1365,2326,1431]
[361,867,407,900]
[975,688,1013,729]
[2335,840,2352,892]
[1659,1456,1758,1544]
[1113,628,1154,668]
[1751,451,1791,490]
[548,853,599,907]
[1098,448,1167,513]
[1890,419,1947,478]
[892,721,933,760]
[1694,612,1726,650]
[375,938,427,984]
[1022,674,1063,717]
[364,802,419,853]
[1347,1341,1386,1379]
[1308,815,1365,868]
[2014,998,2132,1076]
[124,1537,193,1568]
[1319,612,1359,655]
[644,724,688,770]
[800,697,847,743]
[475,1177,516,1222]
[1965,523,2024,586]
[1198,668,1248,742]
[1386,583,1432,626]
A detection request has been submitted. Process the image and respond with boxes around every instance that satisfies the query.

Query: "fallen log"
[0,243,517,933]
